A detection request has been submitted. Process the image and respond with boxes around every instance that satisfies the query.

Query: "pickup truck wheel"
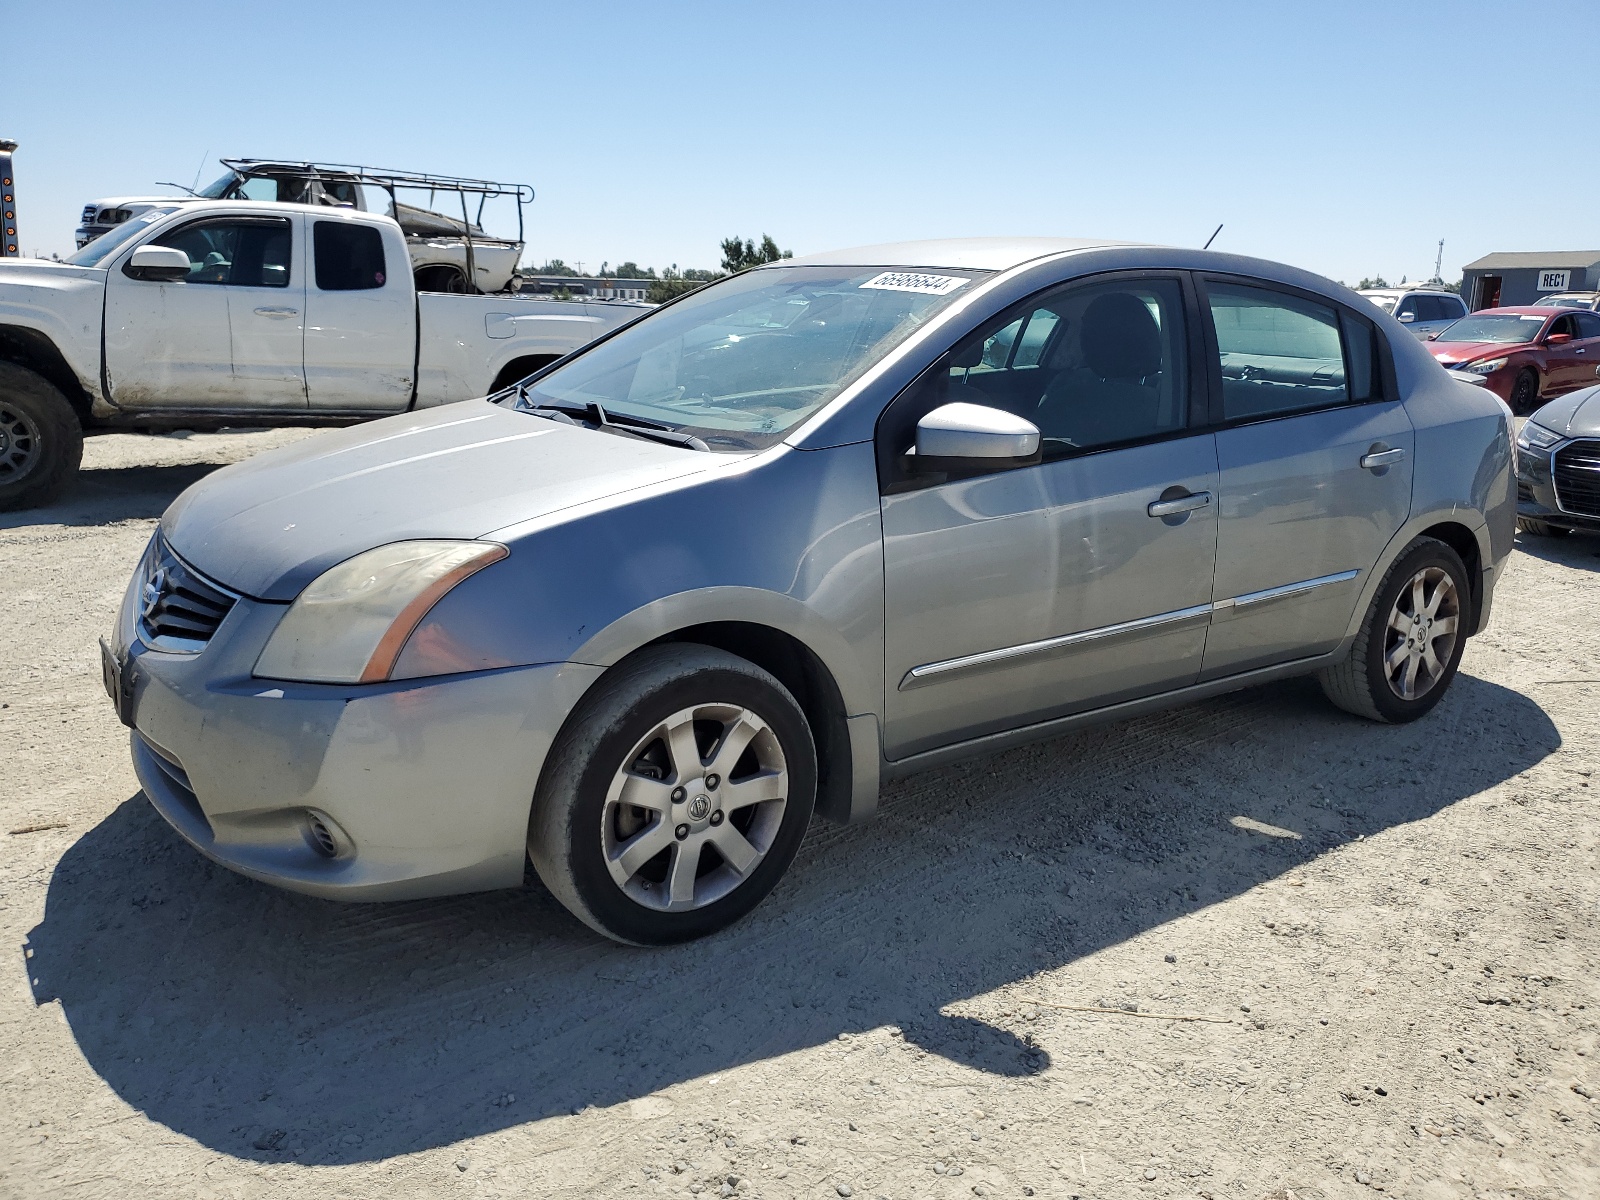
[0,362,82,512]
[528,643,817,945]
[1317,537,1470,724]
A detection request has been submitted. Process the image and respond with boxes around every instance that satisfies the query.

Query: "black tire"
[1318,537,1471,724]
[1516,516,1569,538]
[0,361,83,512]
[528,643,817,945]
[1508,369,1539,416]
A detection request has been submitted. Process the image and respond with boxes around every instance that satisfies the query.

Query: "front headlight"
[254,540,508,684]
[1464,356,1508,375]
[1516,421,1563,452]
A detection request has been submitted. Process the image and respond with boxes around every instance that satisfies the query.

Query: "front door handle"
[1147,490,1212,518]
[1360,447,1407,471]
[254,306,299,318]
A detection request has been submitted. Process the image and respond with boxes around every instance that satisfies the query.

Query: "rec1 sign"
[1536,269,1571,292]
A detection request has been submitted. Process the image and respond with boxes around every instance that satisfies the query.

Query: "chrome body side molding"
[900,569,1361,690]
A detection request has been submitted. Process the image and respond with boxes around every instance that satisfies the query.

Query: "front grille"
[1553,439,1600,519]
[136,534,239,652]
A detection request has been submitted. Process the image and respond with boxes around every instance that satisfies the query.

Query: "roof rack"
[217,159,534,286]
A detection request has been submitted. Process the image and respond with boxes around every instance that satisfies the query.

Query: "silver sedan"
[104,238,1515,944]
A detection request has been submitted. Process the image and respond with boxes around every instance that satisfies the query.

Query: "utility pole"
[1433,239,1444,284]
[0,138,18,258]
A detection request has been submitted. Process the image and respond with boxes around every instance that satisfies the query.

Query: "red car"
[1427,306,1600,413]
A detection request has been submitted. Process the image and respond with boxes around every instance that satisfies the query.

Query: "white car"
[1358,287,1468,339]
[0,201,643,509]
[1532,291,1600,312]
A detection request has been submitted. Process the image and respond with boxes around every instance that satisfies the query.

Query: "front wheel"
[528,643,817,945]
[1318,537,1471,723]
[1509,369,1539,415]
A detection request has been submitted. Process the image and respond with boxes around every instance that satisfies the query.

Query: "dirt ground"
[1,427,1597,1200]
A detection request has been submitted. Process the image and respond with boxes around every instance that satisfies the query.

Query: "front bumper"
[116,591,602,901]
[1516,439,1600,534]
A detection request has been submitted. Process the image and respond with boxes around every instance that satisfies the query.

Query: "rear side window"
[1576,312,1600,340]
[314,221,387,291]
[151,218,291,287]
[1207,282,1349,420]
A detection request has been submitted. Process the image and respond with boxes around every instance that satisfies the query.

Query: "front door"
[1199,278,1414,679]
[302,217,415,410]
[104,214,307,409]
[1543,312,1590,394]
[879,273,1219,760]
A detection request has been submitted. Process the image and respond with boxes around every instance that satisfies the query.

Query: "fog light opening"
[303,810,351,859]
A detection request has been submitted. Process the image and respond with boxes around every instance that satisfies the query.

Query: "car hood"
[1429,340,1525,364]
[1528,384,1600,438]
[0,258,105,285]
[161,401,721,601]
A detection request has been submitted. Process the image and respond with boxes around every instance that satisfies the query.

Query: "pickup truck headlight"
[254,541,508,684]
[1516,421,1563,452]
[1463,356,1508,375]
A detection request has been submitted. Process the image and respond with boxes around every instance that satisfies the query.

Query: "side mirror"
[913,402,1040,467]
[125,245,192,282]
[1545,332,1573,346]
[1397,311,1415,323]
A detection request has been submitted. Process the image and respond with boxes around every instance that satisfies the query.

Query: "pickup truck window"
[314,222,386,291]
[149,217,292,288]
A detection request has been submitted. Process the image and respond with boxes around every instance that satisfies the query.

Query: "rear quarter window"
[314,221,387,291]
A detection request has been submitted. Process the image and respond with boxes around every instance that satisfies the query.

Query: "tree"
[533,258,586,277]
[1356,276,1390,290]
[720,234,793,274]
[612,261,656,279]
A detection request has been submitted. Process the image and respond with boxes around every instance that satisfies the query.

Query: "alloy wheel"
[0,400,41,482]
[600,702,789,912]
[1383,566,1460,701]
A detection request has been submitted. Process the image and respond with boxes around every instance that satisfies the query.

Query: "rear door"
[1199,277,1414,680]
[1573,312,1600,389]
[104,214,307,409]
[302,216,416,410]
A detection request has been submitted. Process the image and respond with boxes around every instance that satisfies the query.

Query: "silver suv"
[106,239,1515,944]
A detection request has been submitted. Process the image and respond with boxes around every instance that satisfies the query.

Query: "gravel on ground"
[1,427,1596,1199]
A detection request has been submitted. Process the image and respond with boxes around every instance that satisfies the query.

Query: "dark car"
[1428,307,1600,414]
[1515,385,1600,537]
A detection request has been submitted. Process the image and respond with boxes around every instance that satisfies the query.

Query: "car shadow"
[0,462,224,530]
[1514,527,1600,571]
[25,672,1557,1165]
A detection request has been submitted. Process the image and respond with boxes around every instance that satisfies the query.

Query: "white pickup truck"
[0,200,643,509]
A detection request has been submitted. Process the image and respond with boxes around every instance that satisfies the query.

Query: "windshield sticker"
[859,271,970,296]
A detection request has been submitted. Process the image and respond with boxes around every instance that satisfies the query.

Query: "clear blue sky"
[8,1,1593,284]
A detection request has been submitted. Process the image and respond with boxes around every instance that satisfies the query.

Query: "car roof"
[781,237,1137,271]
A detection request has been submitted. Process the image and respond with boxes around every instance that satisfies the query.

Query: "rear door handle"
[254,306,299,318]
[1147,490,1212,518]
[1361,447,1407,470]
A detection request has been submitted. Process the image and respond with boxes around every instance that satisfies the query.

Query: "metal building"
[1461,250,1600,310]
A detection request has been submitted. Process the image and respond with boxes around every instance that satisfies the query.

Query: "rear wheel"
[1318,537,1471,723]
[528,643,817,945]
[1509,369,1539,415]
[0,362,83,511]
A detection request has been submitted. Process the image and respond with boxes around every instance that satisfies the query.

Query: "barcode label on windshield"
[859,271,969,296]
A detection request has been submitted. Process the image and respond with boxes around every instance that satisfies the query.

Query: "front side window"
[314,221,387,291]
[508,265,989,451]
[877,275,1191,486]
[1207,282,1348,420]
[1395,296,1419,320]
[148,218,292,287]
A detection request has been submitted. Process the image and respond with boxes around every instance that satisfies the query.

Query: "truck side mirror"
[125,245,192,282]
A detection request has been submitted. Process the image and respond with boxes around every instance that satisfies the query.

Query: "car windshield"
[504,265,990,450]
[1363,294,1397,313]
[64,206,182,266]
[197,172,241,199]
[1435,313,1548,344]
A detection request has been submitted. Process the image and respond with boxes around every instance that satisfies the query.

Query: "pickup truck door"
[302,216,416,411]
[104,214,307,409]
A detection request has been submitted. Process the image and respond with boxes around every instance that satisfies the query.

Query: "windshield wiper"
[511,385,708,451]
